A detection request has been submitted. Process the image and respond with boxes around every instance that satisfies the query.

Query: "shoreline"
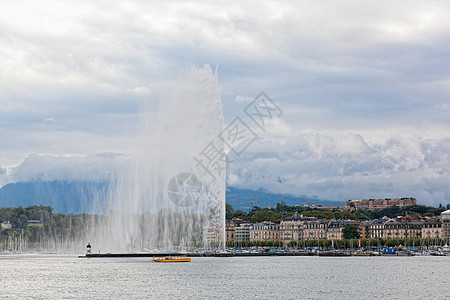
[81,251,405,258]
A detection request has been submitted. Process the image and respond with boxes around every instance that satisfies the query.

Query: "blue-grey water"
[0,255,449,299]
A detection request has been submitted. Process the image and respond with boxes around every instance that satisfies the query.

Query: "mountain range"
[0,181,109,214]
[225,186,343,211]
[0,181,343,214]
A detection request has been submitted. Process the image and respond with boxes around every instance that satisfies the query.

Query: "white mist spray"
[87,65,226,252]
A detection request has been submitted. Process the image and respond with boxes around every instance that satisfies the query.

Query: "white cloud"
[10,153,126,183]
[3,126,450,207]
[126,86,151,95]
[234,95,254,103]
[435,103,450,111]
[228,127,450,206]
[260,118,293,145]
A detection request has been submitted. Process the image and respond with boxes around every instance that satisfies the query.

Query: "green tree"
[288,240,298,247]
[354,210,370,220]
[250,209,281,223]
[225,203,235,220]
[405,211,421,217]
[233,210,248,220]
[342,224,360,239]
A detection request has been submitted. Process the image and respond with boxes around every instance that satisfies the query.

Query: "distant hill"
[0,181,344,214]
[0,181,109,214]
[225,187,343,211]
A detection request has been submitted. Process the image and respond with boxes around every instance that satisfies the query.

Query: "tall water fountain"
[86,65,226,252]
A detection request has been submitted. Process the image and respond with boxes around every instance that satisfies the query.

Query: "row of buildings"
[226,209,450,245]
[345,197,417,210]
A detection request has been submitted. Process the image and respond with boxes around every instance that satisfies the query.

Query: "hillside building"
[1,220,12,230]
[346,198,416,210]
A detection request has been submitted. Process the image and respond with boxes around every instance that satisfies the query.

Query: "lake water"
[0,254,449,299]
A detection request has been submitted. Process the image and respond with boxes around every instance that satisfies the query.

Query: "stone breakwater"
[81,251,387,258]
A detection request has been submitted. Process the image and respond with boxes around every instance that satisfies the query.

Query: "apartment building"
[280,212,305,245]
[422,221,442,239]
[226,219,250,242]
[442,209,450,239]
[250,221,280,242]
[235,224,251,242]
[303,220,327,240]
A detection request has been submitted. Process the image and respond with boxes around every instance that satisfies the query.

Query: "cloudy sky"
[1,1,450,206]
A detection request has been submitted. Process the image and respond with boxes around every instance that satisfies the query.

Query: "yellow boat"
[152,256,191,262]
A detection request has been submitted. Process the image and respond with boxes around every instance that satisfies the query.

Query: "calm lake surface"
[0,254,449,299]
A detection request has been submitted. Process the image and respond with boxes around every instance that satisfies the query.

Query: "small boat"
[152,256,191,262]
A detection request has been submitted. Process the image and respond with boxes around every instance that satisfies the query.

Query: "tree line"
[0,205,103,250]
[226,202,448,223]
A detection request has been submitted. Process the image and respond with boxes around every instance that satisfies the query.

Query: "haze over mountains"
[0,181,340,214]
[0,181,109,214]
[1,149,447,213]
[0,153,345,214]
